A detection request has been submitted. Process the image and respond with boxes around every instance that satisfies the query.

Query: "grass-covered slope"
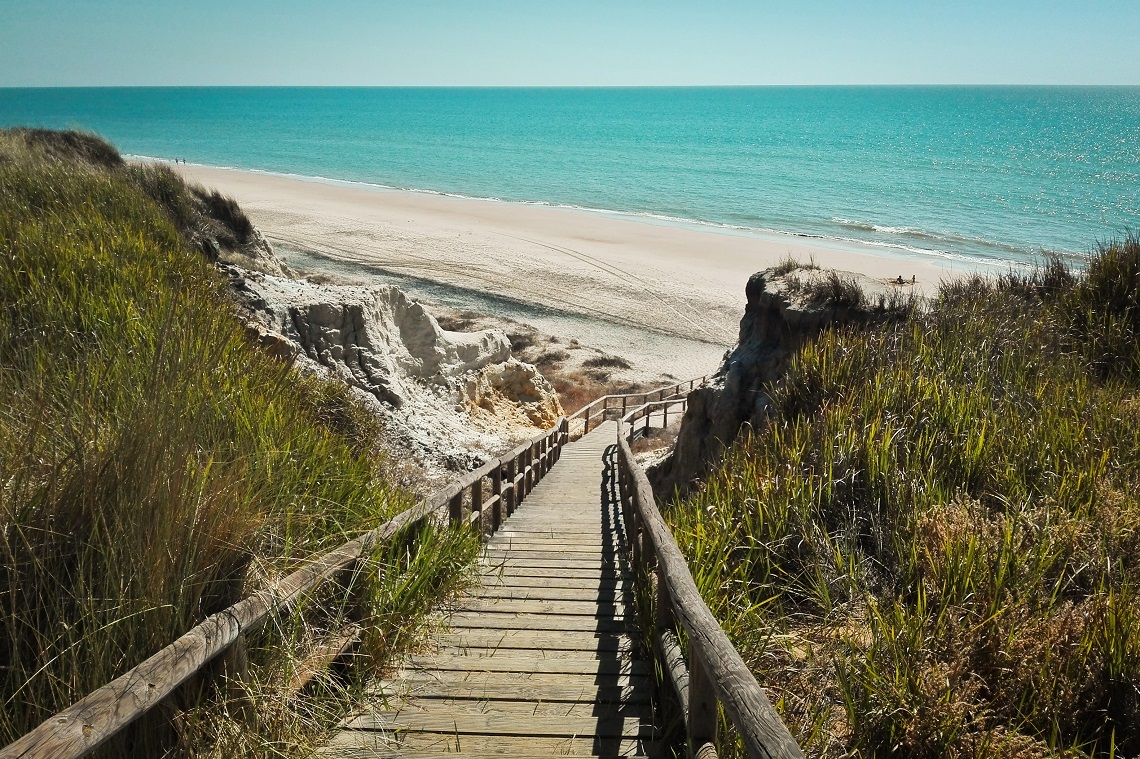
[670,243,1140,758]
[0,130,475,755]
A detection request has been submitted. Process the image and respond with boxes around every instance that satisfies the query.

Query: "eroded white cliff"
[228,268,563,486]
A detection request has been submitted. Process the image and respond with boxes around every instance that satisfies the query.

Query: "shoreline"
[170,162,977,381]
[148,156,1013,272]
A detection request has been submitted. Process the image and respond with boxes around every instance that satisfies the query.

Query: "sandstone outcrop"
[651,266,904,497]
[228,267,563,487]
[214,226,295,279]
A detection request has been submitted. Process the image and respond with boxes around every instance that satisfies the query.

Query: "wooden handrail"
[616,435,803,759]
[567,375,708,439]
[620,396,692,441]
[1,417,569,759]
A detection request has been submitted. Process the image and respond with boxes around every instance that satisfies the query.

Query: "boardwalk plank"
[345,711,653,738]
[316,733,655,757]
[369,679,652,704]
[445,613,630,632]
[404,654,650,676]
[433,629,633,652]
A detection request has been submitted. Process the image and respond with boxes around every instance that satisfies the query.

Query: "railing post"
[663,403,669,429]
[470,479,483,535]
[689,648,719,759]
[491,465,503,532]
[504,458,516,516]
[628,483,642,569]
[448,490,463,525]
[221,635,252,720]
[524,446,533,497]
[655,564,673,629]
[525,446,534,498]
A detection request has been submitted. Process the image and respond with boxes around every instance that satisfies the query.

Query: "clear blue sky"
[2,0,1138,86]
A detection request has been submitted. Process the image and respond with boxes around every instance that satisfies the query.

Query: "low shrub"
[669,242,1140,758]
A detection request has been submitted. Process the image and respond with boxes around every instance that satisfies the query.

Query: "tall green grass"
[668,240,1140,758]
[0,130,478,756]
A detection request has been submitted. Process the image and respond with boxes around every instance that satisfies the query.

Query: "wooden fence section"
[620,396,694,442]
[567,376,708,439]
[0,419,569,759]
[616,435,805,759]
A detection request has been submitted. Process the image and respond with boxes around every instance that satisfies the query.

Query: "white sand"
[175,164,971,380]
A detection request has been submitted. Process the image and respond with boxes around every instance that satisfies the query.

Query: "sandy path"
[174,164,969,380]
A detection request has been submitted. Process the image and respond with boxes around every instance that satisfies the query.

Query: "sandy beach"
[175,164,966,381]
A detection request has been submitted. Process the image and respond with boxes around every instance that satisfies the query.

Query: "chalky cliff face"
[652,268,887,496]
[232,267,563,484]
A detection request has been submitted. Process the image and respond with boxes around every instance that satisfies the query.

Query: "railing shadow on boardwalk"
[592,442,657,757]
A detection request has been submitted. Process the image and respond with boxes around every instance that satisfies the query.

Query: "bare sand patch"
[173,164,968,389]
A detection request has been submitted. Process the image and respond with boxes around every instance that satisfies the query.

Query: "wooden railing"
[0,418,569,759]
[616,435,804,759]
[567,375,708,439]
[620,396,693,442]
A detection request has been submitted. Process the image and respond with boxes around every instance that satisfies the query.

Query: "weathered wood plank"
[479,574,628,590]
[369,679,651,704]
[474,586,628,602]
[460,599,628,617]
[489,528,617,537]
[480,566,629,580]
[432,646,633,663]
[433,629,632,653]
[356,698,653,719]
[483,544,621,555]
[446,613,630,633]
[345,711,653,738]
[404,655,650,677]
[315,732,655,757]
[385,670,650,690]
[481,553,623,565]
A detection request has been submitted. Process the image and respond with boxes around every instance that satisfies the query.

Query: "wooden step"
[404,654,650,677]
[370,678,652,705]
[345,711,654,739]
[316,732,655,757]
[434,629,633,653]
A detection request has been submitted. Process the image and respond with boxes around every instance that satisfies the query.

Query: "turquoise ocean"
[2,87,1138,270]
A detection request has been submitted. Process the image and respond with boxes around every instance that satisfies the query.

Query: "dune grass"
[667,241,1140,758]
[0,130,479,756]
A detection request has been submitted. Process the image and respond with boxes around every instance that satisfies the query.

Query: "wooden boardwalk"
[318,422,658,758]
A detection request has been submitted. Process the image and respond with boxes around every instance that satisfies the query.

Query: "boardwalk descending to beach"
[2,380,801,759]
[320,421,658,758]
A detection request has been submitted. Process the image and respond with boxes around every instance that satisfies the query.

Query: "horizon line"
[3,83,1140,90]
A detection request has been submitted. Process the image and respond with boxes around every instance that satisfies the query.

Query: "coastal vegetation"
[668,241,1140,757]
[0,129,477,756]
